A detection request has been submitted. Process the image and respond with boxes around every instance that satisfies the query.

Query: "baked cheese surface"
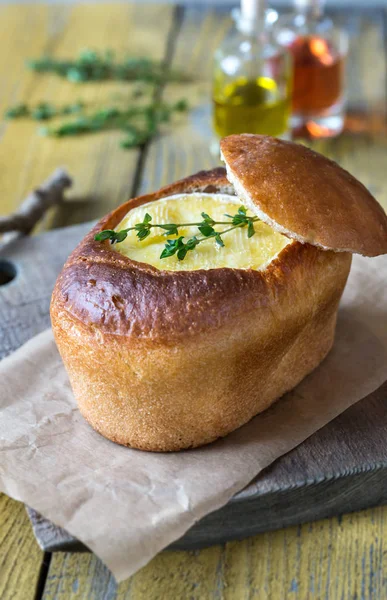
[115,193,290,271]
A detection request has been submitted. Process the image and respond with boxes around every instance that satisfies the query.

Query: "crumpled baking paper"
[0,253,386,582]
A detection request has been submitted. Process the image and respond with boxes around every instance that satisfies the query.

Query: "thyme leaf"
[4,104,29,118]
[5,101,85,121]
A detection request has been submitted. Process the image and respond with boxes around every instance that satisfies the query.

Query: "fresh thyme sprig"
[27,49,190,84]
[4,99,188,149]
[95,206,259,261]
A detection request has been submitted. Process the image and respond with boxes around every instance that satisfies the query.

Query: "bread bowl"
[51,134,387,452]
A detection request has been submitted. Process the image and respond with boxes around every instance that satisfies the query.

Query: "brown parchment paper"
[0,253,387,582]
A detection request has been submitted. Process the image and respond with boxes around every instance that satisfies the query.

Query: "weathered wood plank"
[0,494,43,600]
[42,506,387,600]
[220,507,387,600]
[0,4,175,229]
[137,5,231,194]
[0,221,91,359]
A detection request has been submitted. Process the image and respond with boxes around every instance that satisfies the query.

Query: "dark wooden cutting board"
[1,224,386,553]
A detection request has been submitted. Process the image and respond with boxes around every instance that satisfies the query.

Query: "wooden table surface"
[0,3,386,599]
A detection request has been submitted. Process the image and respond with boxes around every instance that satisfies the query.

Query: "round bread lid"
[220,134,387,257]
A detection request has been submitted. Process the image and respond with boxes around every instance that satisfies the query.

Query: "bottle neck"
[293,0,325,19]
[236,0,266,35]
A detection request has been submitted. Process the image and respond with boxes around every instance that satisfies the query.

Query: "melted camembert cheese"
[114,193,290,271]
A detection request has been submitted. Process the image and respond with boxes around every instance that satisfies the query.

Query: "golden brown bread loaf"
[51,136,387,452]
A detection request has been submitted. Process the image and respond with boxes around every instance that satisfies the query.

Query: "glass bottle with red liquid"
[274,0,348,137]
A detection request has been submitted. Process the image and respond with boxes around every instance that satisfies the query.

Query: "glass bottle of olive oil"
[212,0,292,139]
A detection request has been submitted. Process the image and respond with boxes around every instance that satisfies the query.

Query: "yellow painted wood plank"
[0,493,43,600]
[138,6,231,194]
[0,3,175,227]
[42,506,387,599]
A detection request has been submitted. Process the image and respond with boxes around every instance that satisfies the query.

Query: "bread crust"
[221,134,387,257]
[51,168,352,451]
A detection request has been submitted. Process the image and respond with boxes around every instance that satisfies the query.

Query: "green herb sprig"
[27,49,189,84]
[95,206,259,261]
[5,99,188,149]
